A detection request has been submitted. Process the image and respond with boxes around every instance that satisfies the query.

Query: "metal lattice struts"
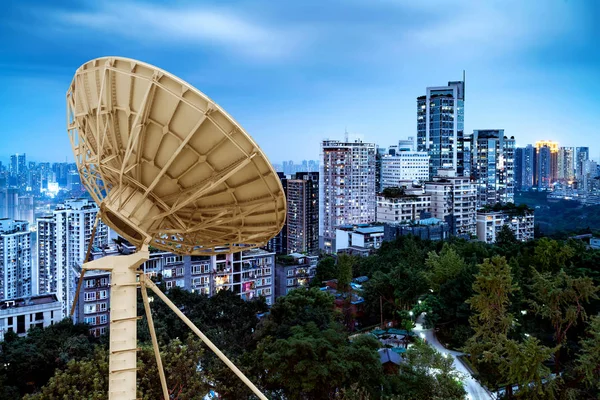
[67,57,286,255]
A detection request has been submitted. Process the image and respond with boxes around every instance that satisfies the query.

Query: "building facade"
[275,253,317,297]
[471,130,515,206]
[557,147,575,182]
[320,139,376,253]
[0,294,62,341]
[417,79,467,177]
[286,172,319,255]
[515,145,535,191]
[425,169,476,237]
[37,199,110,318]
[476,209,534,244]
[78,241,277,337]
[335,224,385,256]
[380,151,430,189]
[383,218,450,242]
[0,219,33,301]
[535,141,559,189]
[266,173,288,255]
[576,147,590,181]
[376,189,432,224]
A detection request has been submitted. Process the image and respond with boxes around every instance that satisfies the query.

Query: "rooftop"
[0,294,60,310]
[356,226,385,234]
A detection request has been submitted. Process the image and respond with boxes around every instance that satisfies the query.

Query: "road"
[413,313,493,400]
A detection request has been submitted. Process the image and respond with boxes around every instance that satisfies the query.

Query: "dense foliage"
[516,191,600,236]
[2,232,599,399]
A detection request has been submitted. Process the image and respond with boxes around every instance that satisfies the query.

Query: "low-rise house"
[0,294,62,341]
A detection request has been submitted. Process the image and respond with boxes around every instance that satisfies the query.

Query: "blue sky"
[0,0,599,164]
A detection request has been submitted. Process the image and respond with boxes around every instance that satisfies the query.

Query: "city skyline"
[1,0,599,163]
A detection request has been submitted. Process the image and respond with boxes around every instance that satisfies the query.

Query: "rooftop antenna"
[67,56,285,400]
[345,127,349,142]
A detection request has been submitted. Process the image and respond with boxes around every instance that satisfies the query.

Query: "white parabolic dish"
[67,56,286,254]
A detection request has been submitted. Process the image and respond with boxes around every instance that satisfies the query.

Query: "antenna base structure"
[81,248,149,399]
[81,249,268,400]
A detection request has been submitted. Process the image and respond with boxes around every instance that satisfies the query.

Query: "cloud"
[46,1,307,62]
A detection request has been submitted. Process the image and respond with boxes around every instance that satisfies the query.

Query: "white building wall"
[381,152,430,189]
[0,220,33,301]
[37,199,109,318]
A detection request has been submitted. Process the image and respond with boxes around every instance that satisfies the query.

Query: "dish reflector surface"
[67,57,286,254]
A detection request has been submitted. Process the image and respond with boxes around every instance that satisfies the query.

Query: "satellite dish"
[67,56,285,255]
[67,57,282,400]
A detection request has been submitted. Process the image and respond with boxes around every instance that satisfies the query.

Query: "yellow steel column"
[107,248,149,400]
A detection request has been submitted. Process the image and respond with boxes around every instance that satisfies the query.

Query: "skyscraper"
[557,147,575,181]
[266,173,288,255]
[0,219,33,301]
[417,77,466,177]
[320,139,376,253]
[286,172,319,255]
[37,199,109,318]
[535,141,559,188]
[576,147,590,181]
[471,130,515,206]
[515,145,535,191]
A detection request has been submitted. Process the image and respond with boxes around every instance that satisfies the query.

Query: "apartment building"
[0,219,33,301]
[425,169,476,237]
[37,199,109,318]
[275,253,318,297]
[376,186,431,224]
[476,208,534,243]
[320,139,376,253]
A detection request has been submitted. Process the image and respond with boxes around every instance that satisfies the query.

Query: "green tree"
[500,336,558,399]
[313,256,337,285]
[253,322,382,400]
[337,253,354,293]
[529,269,598,373]
[463,256,517,389]
[573,316,600,396]
[496,224,518,246]
[386,340,466,400]
[425,243,467,291]
[255,287,338,341]
[26,337,209,400]
[0,319,97,397]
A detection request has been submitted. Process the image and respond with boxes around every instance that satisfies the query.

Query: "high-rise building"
[557,147,575,182]
[515,145,535,191]
[37,199,109,318]
[376,147,387,192]
[381,151,430,189]
[417,78,467,177]
[266,173,288,255]
[286,172,319,255]
[17,196,34,225]
[471,130,515,206]
[320,139,376,253]
[0,188,19,220]
[576,147,590,181]
[425,169,476,237]
[535,141,559,188]
[581,160,598,192]
[0,219,33,301]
